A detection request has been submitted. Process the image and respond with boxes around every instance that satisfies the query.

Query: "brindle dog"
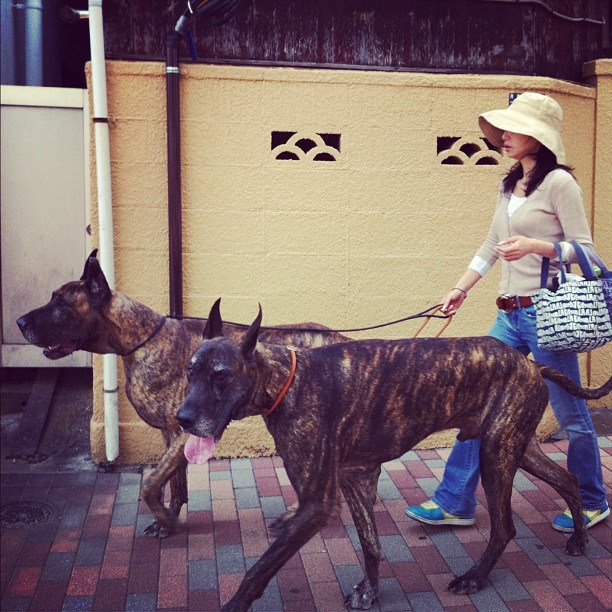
[177,302,611,611]
[16,251,348,538]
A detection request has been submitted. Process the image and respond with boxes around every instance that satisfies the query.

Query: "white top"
[507,193,527,217]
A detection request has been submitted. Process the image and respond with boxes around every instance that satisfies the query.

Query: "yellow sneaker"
[552,502,609,533]
[405,500,475,526]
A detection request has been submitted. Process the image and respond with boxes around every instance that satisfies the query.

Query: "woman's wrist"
[452,288,467,298]
[533,239,557,258]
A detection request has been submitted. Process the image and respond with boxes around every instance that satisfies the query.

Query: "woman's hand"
[495,236,535,261]
[441,269,480,314]
[495,236,557,261]
[441,288,467,314]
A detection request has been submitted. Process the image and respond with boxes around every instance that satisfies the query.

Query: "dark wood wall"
[101,0,609,83]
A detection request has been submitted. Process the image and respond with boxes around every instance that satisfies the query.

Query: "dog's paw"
[344,579,377,610]
[143,521,172,539]
[566,532,588,556]
[448,573,485,595]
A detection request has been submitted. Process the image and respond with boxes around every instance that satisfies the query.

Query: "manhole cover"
[0,501,56,529]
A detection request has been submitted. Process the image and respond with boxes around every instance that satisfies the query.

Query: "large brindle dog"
[177,302,611,611]
[16,251,348,537]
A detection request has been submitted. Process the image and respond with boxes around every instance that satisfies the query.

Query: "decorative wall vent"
[437,137,501,165]
[272,131,341,162]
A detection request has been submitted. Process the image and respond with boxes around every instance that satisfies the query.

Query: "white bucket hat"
[478,92,566,164]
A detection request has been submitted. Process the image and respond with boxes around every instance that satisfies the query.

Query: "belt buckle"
[496,295,514,314]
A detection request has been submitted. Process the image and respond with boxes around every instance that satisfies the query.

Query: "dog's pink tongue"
[184,435,216,464]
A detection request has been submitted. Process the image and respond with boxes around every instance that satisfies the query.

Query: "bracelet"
[452,288,467,298]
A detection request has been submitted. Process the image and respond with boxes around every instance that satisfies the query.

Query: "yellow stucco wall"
[583,60,612,407]
[88,60,610,464]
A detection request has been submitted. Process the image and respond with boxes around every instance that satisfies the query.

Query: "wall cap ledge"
[583,59,612,79]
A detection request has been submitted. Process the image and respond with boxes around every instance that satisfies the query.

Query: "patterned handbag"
[531,242,612,353]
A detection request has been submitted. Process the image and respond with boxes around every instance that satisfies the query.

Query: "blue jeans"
[434,305,606,517]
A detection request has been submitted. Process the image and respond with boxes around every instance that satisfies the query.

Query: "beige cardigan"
[473,169,594,296]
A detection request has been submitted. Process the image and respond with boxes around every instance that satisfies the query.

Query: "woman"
[405,92,608,532]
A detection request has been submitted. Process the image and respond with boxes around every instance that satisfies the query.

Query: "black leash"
[167,304,450,335]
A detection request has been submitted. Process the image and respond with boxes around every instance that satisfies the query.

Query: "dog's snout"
[16,316,29,331]
[177,401,197,430]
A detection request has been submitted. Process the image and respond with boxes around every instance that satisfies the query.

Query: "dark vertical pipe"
[166,31,183,317]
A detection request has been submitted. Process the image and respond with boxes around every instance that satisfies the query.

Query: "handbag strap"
[580,244,611,278]
[540,242,566,289]
[569,241,598,281]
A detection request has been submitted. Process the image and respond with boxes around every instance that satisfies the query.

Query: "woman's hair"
[502,145,574,196]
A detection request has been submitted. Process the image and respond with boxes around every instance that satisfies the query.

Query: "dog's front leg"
[340,470,382,610]
[167,445,189,517]
[142,435,187,538]
[222,499,334,612]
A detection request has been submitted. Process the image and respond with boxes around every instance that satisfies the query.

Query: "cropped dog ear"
[83,256,111,306]
[241,304,262,357]
[80,249,99,281]
[203,298,224,339]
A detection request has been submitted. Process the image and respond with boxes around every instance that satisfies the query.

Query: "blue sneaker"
[552,501,609,533]
[405,500,475,526]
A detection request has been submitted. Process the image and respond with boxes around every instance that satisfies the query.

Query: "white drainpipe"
[88,0,119,462]
[24,0,43,86]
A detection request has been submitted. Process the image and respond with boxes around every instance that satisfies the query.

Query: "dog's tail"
[537,365,612,400]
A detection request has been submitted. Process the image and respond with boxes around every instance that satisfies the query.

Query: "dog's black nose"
[177,402,197,429]
[16,316,28,331]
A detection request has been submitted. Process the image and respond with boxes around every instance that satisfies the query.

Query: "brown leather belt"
[496,295,533,313]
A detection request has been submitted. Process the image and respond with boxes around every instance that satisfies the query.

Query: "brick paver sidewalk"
[2,437,611,611]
